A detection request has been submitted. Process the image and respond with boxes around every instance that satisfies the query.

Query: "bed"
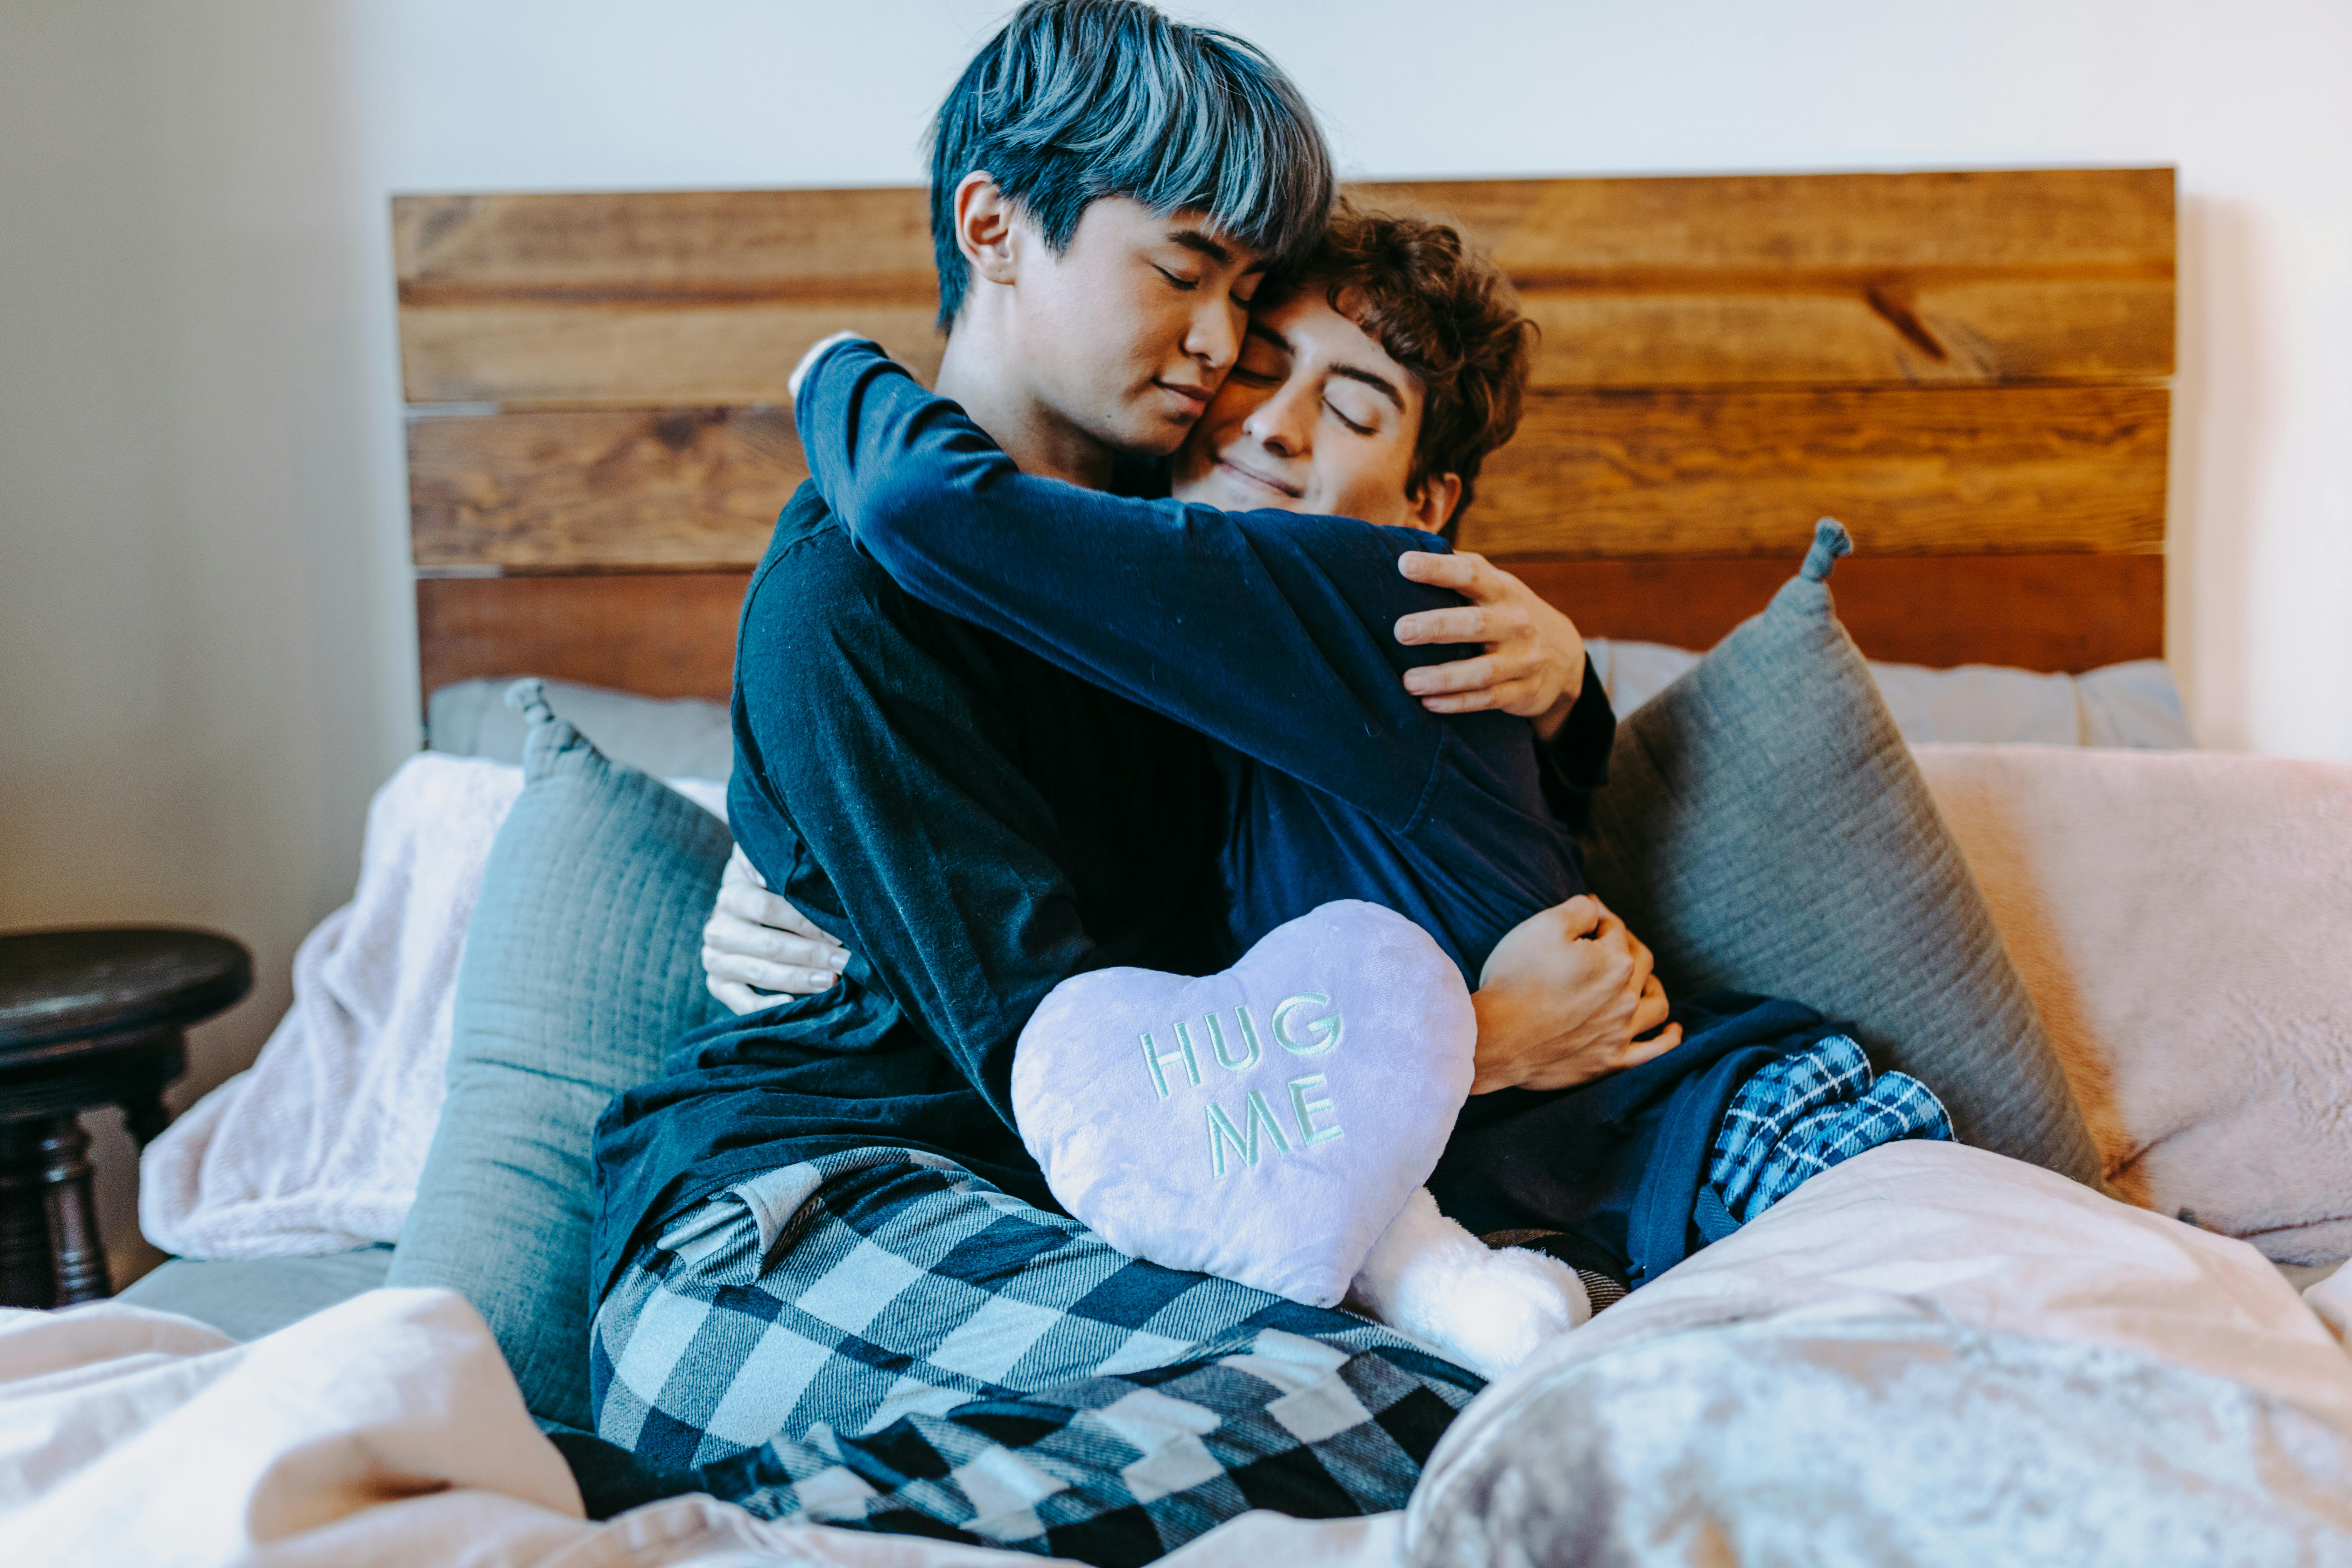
[126,161,2187,1318]
[27,168,2352,1563]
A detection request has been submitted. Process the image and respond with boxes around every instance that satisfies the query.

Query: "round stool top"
[0,927,252,1055]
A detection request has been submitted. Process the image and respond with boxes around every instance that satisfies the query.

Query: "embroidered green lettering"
[1206,1101,1251,1176]
[1205,1088,1296,1176]
[1140,1028,1200,1099]
[1206,1009,1260,1072]
[1272,993,1342,1056]
[1245,1087,1293,1157]
[1230,1005,1265,1067]
[1288,1074,1343,1147]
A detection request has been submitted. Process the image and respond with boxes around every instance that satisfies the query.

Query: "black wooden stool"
[0,927,251,1307]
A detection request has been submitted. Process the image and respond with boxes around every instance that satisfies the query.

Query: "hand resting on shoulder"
[1394,548,1587,741]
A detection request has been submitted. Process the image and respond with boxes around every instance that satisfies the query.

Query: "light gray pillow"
[388,680,730,1433]
[1587,641,2195,749]
[1580,521,2102,1187]
[428,677,734,781]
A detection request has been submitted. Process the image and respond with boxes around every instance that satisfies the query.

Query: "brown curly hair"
[1260,204,1538,537]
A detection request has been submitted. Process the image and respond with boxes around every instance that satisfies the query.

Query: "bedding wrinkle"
[17,1145,2352,1566]
[1407,1142,2352,1567]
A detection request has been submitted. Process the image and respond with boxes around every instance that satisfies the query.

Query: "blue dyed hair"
[926,0,1334,331]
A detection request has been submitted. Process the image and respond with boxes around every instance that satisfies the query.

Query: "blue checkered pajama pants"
[589,1147,1483,1565]
[1707,1032,1954,1226]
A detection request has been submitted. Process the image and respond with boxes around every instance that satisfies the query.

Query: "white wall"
[3,0,2347,1283]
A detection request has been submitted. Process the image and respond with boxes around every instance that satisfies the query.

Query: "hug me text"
[1139,994,1346,1177]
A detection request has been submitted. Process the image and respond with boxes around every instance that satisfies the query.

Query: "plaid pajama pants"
[1706,1032,1954,1227]
[589,1147,1483,1565]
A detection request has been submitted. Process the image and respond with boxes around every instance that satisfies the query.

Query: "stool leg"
[38,1119,111,1304]
[0,1122,58,1309]
[122,1090,174,1150]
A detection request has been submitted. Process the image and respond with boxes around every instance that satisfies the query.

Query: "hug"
[503,2,2029,1559]
[23,0,2352,1561]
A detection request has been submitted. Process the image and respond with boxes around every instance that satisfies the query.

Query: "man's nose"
[1183,298,1241,375]
[1244,381,1313,455]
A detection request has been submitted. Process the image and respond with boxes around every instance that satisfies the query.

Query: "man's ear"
[954,172,1022,288]
[1406,472,1464,535]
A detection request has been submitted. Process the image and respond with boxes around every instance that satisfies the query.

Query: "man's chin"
[1093,409,1191,461]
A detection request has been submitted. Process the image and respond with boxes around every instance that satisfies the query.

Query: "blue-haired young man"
[588,6,1528,1561]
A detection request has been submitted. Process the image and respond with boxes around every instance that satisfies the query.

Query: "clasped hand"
[1468,894,1682,1094]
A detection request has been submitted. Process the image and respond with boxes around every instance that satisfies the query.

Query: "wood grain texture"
[1463,384,2169,560]
[410,408,804,569]
[395,169,2172,405]
[406,384,2167,570]
[397,188,941,405]
[410,553,2157,709]
[416,572,748,701]
[1361,169,2174,387]
[1511,553,2164,672]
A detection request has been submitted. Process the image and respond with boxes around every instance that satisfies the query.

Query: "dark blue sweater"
[797,340,1592,981]
[590,344,1614,1302]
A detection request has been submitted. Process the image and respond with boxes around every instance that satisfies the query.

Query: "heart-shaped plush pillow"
[1013,900,1475,1306]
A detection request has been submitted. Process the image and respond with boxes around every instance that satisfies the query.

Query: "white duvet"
[13,1142,2352,1567]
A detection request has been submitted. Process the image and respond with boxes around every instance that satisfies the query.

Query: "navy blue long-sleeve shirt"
[796,339,1591,982]
[592,345,1614,1301]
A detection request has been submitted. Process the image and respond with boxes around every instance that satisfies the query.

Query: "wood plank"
[1510,553,2164,673]
[410,408,803,570]
[407,384,2166,571]
[1363,169,2175,387]
[411,552,2159,709]
[399,301,944,408]
[1354,169,2175,275]
[1463,384,2167,560]
[395,188,935,297]
[397,188,941,405]
[395,169,2171,405]
[416,572,747,701]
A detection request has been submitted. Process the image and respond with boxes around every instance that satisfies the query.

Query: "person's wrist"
[1469,985,1534,1093]
[1533,690,1576,742]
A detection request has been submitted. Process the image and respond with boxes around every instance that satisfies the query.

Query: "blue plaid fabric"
[1707,1034,1954,1225]
[589,1147,1480,1566]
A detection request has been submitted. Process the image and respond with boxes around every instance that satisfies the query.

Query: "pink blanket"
[1918,745,2352,1264]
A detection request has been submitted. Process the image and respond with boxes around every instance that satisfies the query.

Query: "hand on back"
[702,846,850,1014]
[1393,551,1586,738]
[1468,894,1681,1094]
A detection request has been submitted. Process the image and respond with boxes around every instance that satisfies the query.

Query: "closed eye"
[1155,266,1199,292]
[1326,401,1375,436]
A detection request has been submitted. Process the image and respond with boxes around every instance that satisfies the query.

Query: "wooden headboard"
[396,168,2172,702]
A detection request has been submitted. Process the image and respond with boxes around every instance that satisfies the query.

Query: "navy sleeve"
[795,340,1478,833]
[1531,657,1615,834]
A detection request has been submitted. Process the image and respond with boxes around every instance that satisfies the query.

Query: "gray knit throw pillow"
[389,680,730,1433]
[1580,520,2102,1187]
